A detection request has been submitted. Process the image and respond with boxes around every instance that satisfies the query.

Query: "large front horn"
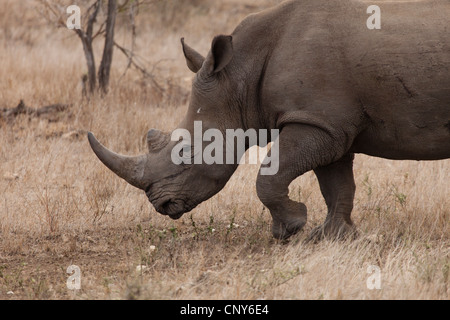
[88,132,148,190]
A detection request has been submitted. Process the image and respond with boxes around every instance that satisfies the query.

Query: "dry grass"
[0,0,448,300]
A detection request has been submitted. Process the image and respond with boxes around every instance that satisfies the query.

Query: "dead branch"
[119,0,138,81]
[113,41,165,94]
[0,100,71,122]
[38,0,165,98]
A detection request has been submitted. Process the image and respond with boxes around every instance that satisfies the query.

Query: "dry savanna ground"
[0,0,448,300]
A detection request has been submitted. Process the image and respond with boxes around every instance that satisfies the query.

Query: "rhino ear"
[204,35,233,74]
[181,38,205,73]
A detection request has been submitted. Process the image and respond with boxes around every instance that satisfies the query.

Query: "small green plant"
[190,214,199,240]
[226,209,237,239]
[169,226,178,239]
[207,214,215,234]
[391,185,407,207]
[363,174,373,198]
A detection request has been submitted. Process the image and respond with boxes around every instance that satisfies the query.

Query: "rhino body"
[89,0,450,240]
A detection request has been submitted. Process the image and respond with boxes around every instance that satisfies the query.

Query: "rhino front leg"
[308,153,357,241]
[256,124,347,240]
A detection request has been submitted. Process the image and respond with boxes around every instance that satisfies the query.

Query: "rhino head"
[88,35,243,220]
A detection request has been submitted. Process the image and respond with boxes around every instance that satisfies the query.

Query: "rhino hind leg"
[256,124,349,240]
[308,153,358,242]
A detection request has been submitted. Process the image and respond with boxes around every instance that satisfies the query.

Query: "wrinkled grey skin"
[89,0,450,240]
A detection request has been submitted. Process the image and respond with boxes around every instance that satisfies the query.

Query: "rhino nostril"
[153,199,173,215]
[162,199,175,212]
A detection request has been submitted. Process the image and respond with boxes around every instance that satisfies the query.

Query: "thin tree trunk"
[74,0,101,95]
[98,0,117,94]
[77,32,97,94]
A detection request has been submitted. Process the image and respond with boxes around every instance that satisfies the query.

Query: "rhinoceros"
[88,0,450,240]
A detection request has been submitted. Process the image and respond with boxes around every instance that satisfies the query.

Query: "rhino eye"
[179,144,193,159]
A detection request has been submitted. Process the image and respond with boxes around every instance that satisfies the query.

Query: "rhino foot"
[272,215,307,240]
[307,220,358,243]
